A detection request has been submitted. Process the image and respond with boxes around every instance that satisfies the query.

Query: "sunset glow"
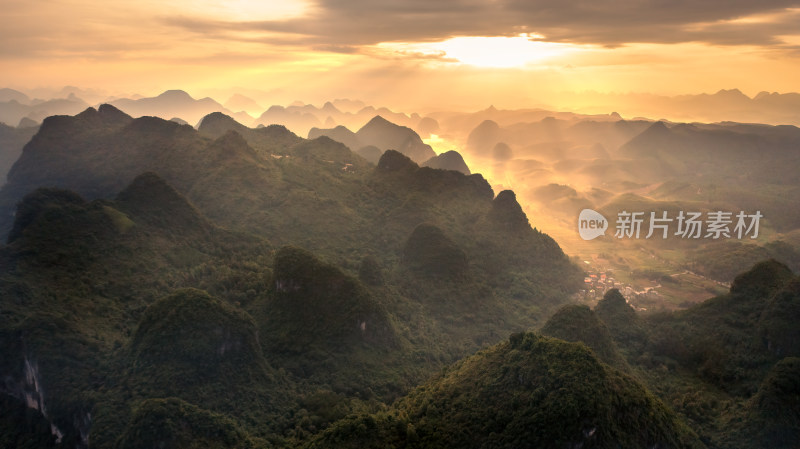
[187,0,313,20]
[379,34,582,68]
[0,0,798,112]
[437,36,578,68]
[3,2,800,446]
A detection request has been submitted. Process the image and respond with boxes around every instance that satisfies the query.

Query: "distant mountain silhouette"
[355,115,436,163]
[197,111,253,137]
[0,122,38,182]
[198,111,303,157]
[466,119,502,153]
[108,90,253,126]
[330,98,366,113]
[415,116,440,137]
[223,93,262,113]
[492,141,513,160]
[560,88,800,125]
[308,125,361,152]
[0,95,89,127]
[618,119,800,203]
[433,105,619,141]
[309,116,436,164]
[17,117,38,128]
[422,150,471,174]
[256,102,420,137]
[0,88,29,104]
[255,104,322,136]
[462,116,651,166]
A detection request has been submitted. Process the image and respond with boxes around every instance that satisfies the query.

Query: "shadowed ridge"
[730,259,794,298]
[402,223,468,280]
[116,172,205,231]
[488,190,530,232]
[96,103,134,125]
[541,304,629,370]
[422,150,471,175]
[7,188,86,243]
[376,149,418,172]
[197,111,247,136]
[264,246,397,353]
[595,288,648,352]
[356,115,436,163]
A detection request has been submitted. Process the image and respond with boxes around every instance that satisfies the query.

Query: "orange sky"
[2,0,799,110]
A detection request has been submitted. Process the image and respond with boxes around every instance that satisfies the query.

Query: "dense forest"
[0,106,797,448]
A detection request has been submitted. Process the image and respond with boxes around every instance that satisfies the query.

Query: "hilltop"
[309,333,703,449]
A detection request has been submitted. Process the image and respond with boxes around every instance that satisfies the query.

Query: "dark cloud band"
[163,0,800,49]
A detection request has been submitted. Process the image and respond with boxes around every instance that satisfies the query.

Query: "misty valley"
[0,89,799,449]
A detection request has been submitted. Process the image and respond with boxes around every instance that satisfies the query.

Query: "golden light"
[431,34,578,68]
[186,0,312,20]
[423,134,461,155]
[374,33,580,68]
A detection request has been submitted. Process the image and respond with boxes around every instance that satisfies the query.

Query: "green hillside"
[0,108,586,448]
[541,303,629,370]
[309,333,703,449]
[591,260,800,448]
[114,397,256,449]
[1,106,794,449]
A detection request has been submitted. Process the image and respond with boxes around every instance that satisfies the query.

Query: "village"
[574,267,662,312]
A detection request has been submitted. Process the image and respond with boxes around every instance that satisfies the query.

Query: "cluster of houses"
[576,270,661,311]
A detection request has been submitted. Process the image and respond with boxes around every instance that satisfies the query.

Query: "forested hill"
[0,105,796,448]
[0,106,584,447]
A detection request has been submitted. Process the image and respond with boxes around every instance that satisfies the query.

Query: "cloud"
[161,0,800,50]
[2,0,798,67]
[311,44,359,53]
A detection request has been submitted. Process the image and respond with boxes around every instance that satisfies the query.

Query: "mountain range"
[107,90,254,127]
[558,89,800,126]
[3,86,800,288]
[450,106,800,289]
[0,103,593,448]
[0,99,798,449]
[309,115,436,164]
[0,93,89,127]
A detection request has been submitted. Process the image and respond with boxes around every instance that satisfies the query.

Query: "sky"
[2,0,799,110]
